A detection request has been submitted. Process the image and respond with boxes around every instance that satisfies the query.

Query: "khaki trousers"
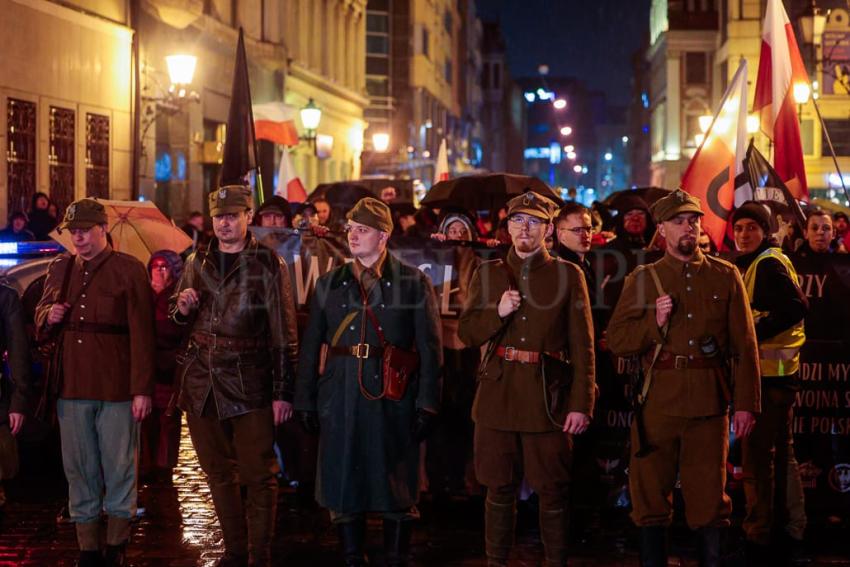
[629,411,731,529]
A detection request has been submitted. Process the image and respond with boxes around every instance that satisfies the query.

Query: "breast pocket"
[705,289,729,323]
[94,292,125,323]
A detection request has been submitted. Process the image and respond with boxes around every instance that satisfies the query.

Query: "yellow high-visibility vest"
[743,247,806,377]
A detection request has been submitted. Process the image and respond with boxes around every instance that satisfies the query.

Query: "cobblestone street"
[0,422,848,566]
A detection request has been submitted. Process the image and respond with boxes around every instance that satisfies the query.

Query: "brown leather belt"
[191,332,268,350]
[651,350,725,370]
[66,322,129,335]
[328,344,384,359]
[495,345,568,365]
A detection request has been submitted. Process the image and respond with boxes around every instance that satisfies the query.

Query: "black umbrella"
[602,187,672,211]
[309,182,374,213]
[420,173,563,211]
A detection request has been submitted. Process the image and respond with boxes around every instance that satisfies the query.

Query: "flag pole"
[811,95,850,204]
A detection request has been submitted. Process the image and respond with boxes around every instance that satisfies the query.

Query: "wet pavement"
[1,421,848,566]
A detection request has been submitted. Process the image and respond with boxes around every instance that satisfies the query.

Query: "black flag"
[743,139,807,234]
[220,28,260,191]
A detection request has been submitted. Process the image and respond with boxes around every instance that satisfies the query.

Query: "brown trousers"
[187,406,279,557]
[742,385,806,544]
[629,411,731,529]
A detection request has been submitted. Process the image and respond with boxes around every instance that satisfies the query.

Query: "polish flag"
[752,0,809,200]
[681,60,749,250]
[252,102,299,147]
[434,139,449,184]
[277,148,307,203]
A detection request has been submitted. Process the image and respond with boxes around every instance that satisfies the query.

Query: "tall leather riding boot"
[209,483,249,566]
[539,506,569,567]
[697,527,723,567]
[243,491,277,567]
[104,516,131,567]
[383,519,413,567]
[638,526,668,567]
[337,517,367,566]
[76,521,102,567]
[484,492,516,567]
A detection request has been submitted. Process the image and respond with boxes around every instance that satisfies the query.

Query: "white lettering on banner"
[799,273,827,298]
[808,417,850,435]
[800,363,850,382]
[292,254,335,306]
[605,409,633,428]
[794,389,841,410]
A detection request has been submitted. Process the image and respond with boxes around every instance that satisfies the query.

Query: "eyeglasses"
[508,215,545,229]
[558,226,592,235]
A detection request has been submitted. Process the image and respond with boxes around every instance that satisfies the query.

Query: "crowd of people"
[0,183,843,567]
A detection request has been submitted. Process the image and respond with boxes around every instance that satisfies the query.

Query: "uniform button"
[386,281,391,287]
[521,316,527,321]
[686,286,692,292]
[380,303,385,308]
[688,339,694,346]
[687,313,693,319]
[84,271,89,276]
[80,305,86,309]
[689,355,694,360]
[522,275,528,280]
[79,316,84,320]
[81,294,86,299]
[343,281,348,286]
[77,339,82,344]
[686,273,692,278]
[341,303,347,308]
[520,337,526,342]
[349,325,355,331]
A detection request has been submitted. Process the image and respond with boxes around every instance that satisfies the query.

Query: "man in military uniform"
[36,198,155,567]
[295,197,442,567]
[458,192,596,567]
[171,185,299,567]
[731,202,808,563]
[607,190,761,567]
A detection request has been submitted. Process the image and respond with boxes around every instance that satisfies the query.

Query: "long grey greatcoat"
[295,253,442,514]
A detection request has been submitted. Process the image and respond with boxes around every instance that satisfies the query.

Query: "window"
[367,77,389,97]
[823,119,850,156]
[367,35,389,54]
[366,57,389,75]
[445,61,453,84]
[86,113,110,198]
[444,10,453,35]
[685,52,708,84]
[49,106,75,216]
[367,13,389,33]
[493,63,501,89]
[6,99,36,214]
[482,62,490,89]
[420,27,430,59]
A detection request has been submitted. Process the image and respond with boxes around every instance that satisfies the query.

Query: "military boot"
[383,519,413,567]
[103,516,132,567]
[337,517,368,566]
[75,521,103,567]
[539,505,569,567]
[484,491,516,567]
[697,527,724,567]
[246,498,276,567]
[210,484,249,566]
[639,526,668,567]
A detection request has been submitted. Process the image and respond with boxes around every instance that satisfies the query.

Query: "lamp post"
[140,53,200,146]
[372,132,390,153]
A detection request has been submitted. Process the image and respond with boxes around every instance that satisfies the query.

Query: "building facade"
[0,0,134,223]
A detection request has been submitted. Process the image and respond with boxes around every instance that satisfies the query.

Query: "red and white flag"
[434,139,449,184]
[753,0,809,200]
[681,60,749,250]
[276,148,307,203]
[252,102,299,147]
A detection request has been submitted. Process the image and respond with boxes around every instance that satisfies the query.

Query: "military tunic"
[607,250,760,528]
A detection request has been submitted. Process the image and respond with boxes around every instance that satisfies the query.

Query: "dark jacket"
[734,242,808,344]
[27,210,57,241]
[0,285,34,424]
[294,253,442,513]
[170,234,299,418]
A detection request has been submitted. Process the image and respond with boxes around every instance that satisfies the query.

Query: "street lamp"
[798,2,827,45]
[140,53,200,153]
[560,126,573,136]
[165,54,197,86]
[698,114,713,134]
[553,98,567,110]
[604,151,613,161]
[746,114,760,134]
[372,132,390,153]
[300,98,322,141]
[793,81,811,119]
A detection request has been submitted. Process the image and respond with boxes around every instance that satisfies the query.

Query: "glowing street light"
[566,151,577,160]
[165,54,197,85]
[560,126,573,136]
[372,132,390,153]
[793,82,811,105]
[553,98,567,110]
[300,98,322,131]
[573,164,583,173]
[604,152,613,161]
[698,114,713,134]
[564,145,574,153]
[694,133,705,146]
[746,114,760,134]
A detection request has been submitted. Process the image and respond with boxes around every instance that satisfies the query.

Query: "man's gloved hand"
[297,411,320,435]
[411,409,437,443]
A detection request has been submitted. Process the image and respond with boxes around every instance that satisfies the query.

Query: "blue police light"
[0,242,18,255]
[549,142,562,164]
[524,92,536,102]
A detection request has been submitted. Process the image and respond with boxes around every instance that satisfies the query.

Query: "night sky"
[475,0,652,106]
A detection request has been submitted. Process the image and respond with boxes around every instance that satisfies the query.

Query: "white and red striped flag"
[753,0,809,200]
[434,139,449,184]
[252,102,300,147]
[276,148,307,203]
[681,60,749,250]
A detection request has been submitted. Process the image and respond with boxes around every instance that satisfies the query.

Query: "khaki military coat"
[606,251,761,417]
[458,247,596,433]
